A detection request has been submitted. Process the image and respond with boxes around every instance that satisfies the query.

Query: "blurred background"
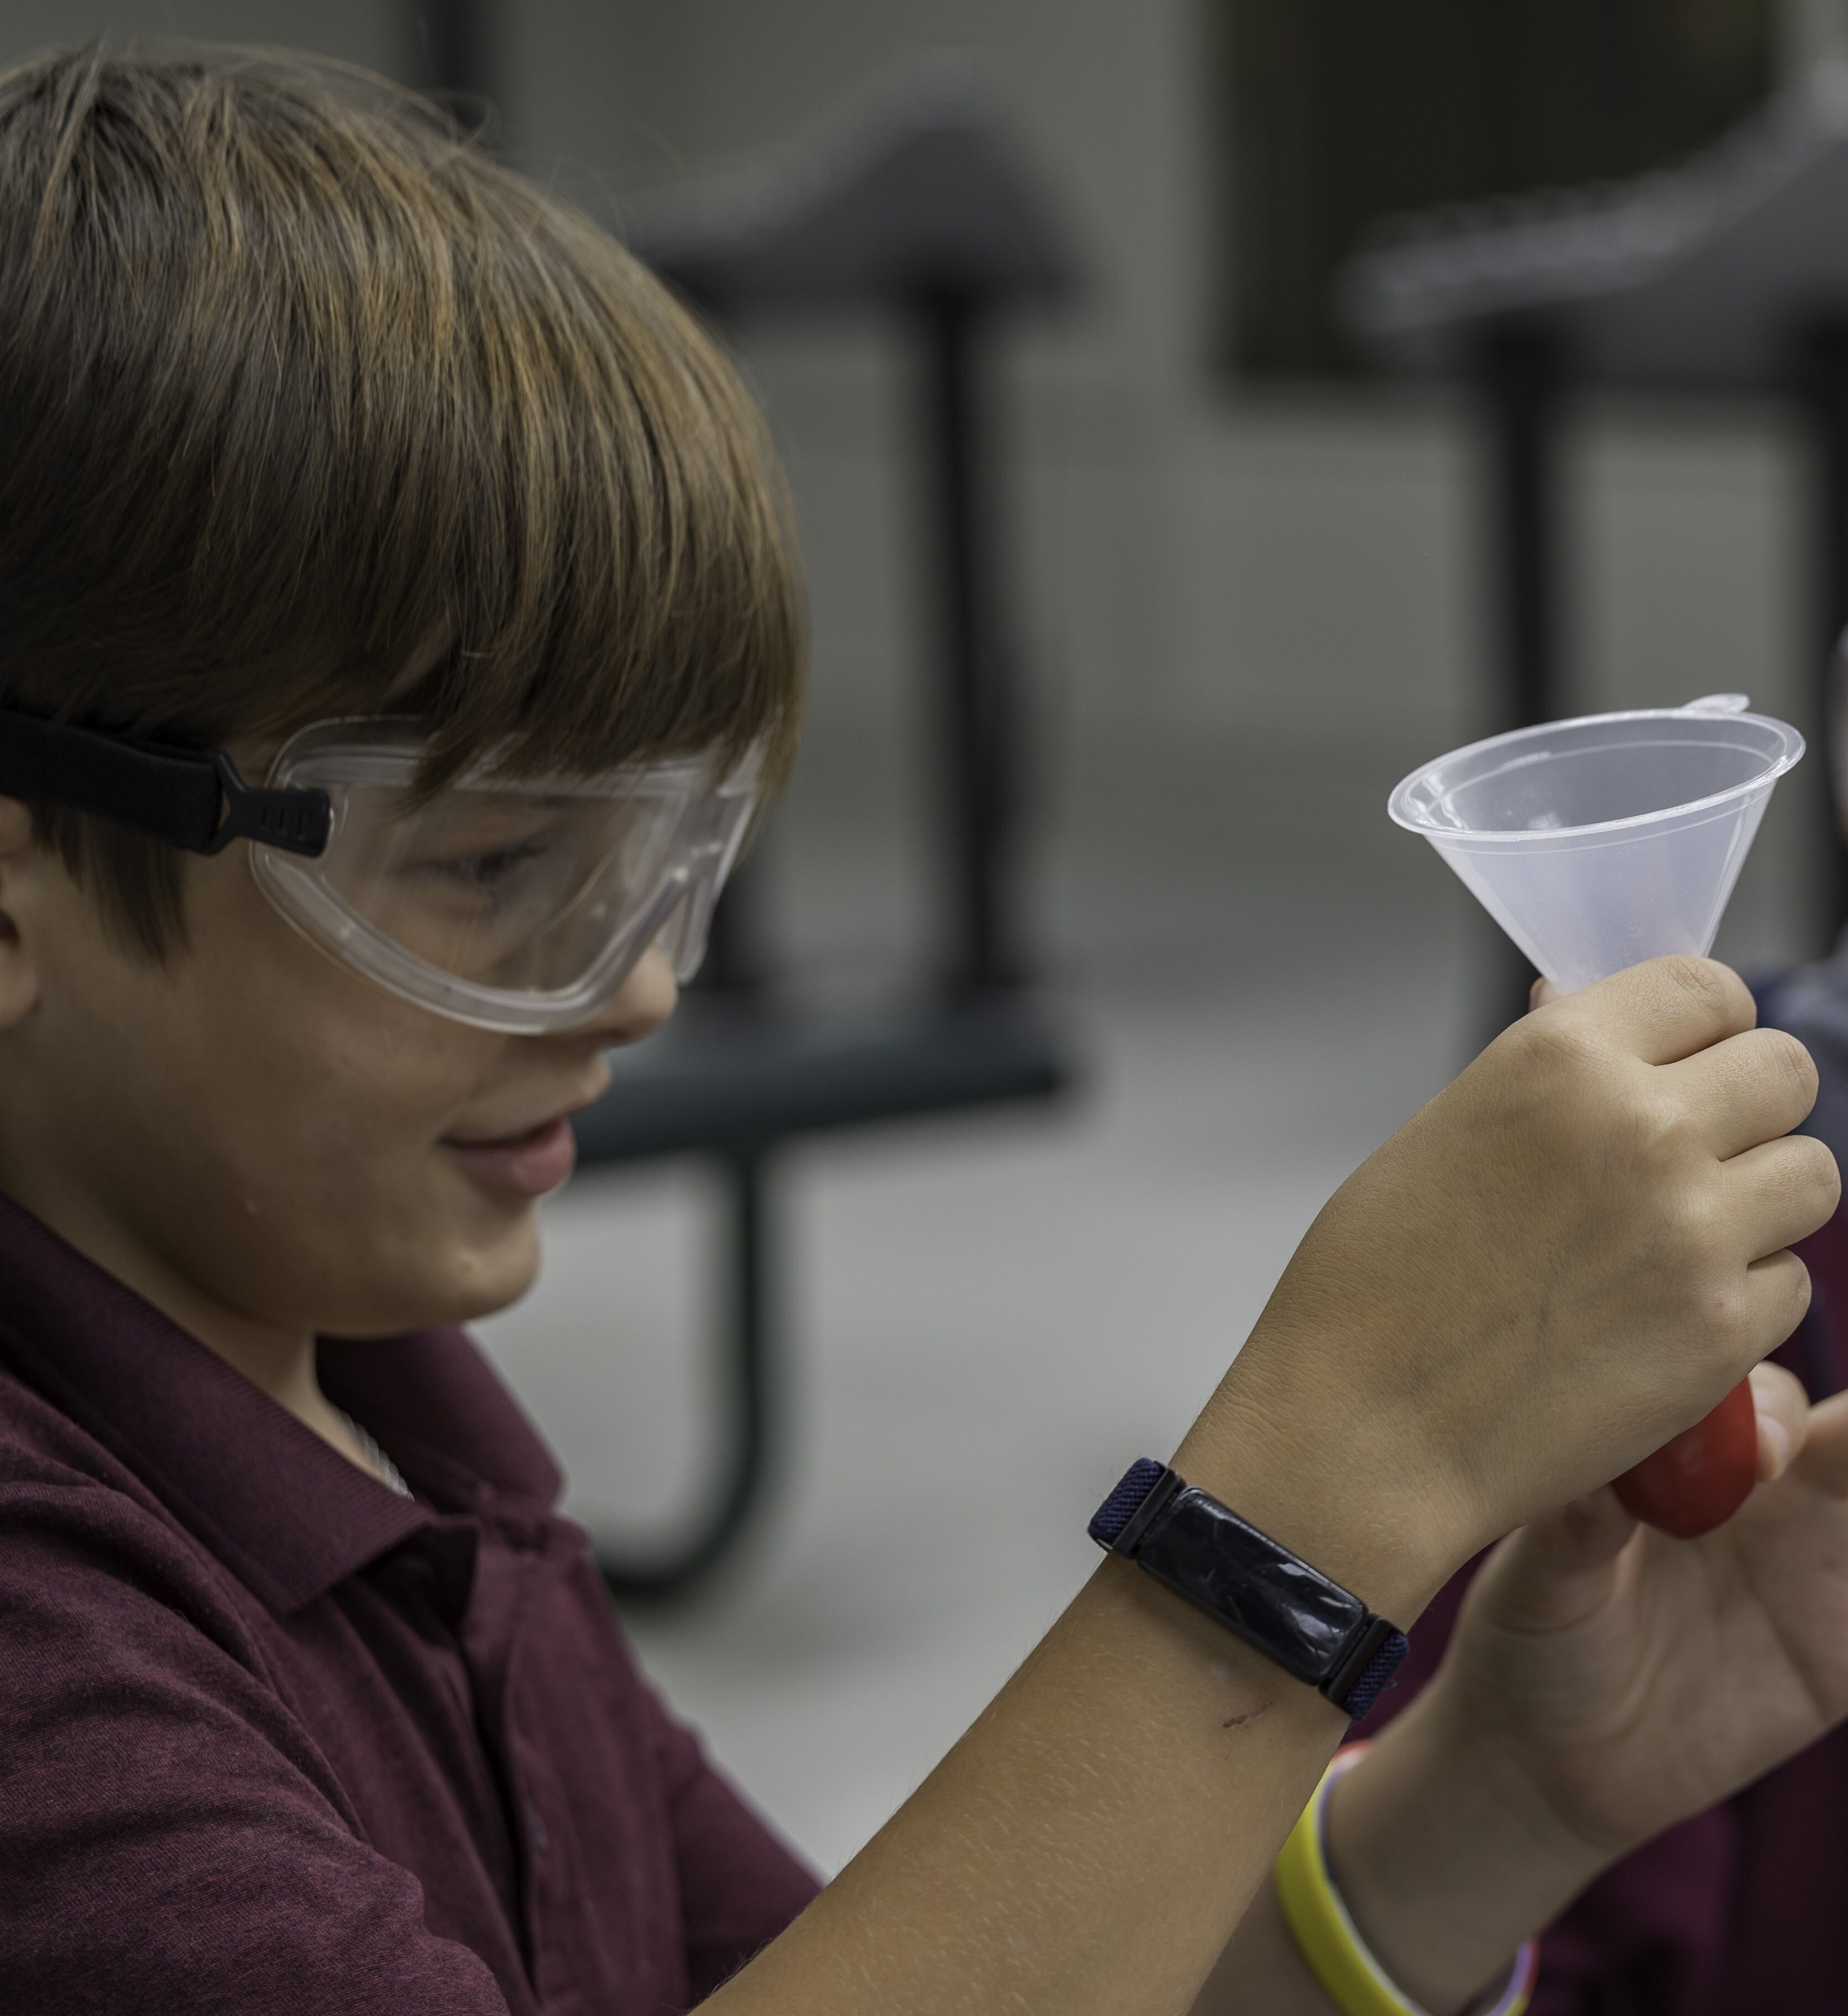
[9,0,1845,1871]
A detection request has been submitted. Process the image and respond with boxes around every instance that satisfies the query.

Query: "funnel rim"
[1387,705,1804,844]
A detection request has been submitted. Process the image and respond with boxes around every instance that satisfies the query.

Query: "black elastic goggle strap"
[0,710,331,859]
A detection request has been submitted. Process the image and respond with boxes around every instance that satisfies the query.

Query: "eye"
[448,842,546,887]
[418,839,551,894]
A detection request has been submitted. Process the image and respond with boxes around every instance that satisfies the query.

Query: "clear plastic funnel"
[1388,695,1804,992]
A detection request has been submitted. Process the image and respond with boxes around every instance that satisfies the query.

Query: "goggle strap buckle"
[201,751,332,858]
[0,709,329,858]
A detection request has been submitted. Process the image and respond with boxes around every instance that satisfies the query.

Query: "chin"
[317,1213,544,1336]
[431,1217,545,1324]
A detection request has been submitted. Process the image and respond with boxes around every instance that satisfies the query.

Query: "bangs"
[356,154,806,796]
[0,46,804,956]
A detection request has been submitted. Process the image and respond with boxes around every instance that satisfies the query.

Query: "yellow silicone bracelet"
[1274,1745,1536,2016]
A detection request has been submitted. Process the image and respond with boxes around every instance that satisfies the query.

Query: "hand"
[1433,1359,1848,1858]
[1178,956,1839,1621]
[1311,1361,1848,2015]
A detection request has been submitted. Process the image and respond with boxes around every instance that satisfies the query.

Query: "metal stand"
[1474,323,1568,1031]
[599,1152,772,1599]
[406,0,495,114]
[1798,322,1848,945]
[1464,313,1848,1019]
[922,289,1023,994]
[585,289,1067,1600]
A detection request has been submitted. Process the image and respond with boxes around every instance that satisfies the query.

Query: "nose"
[574,946,679,1049]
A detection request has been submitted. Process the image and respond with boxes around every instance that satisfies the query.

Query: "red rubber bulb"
[1611,1378,1758,1538]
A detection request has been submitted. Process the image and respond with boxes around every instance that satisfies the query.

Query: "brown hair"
[0,43,804,956]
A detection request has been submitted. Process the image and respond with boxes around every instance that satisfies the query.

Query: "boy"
[0,45,1841,2016]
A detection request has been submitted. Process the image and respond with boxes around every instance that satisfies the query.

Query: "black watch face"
[1135,1490,1365,1686]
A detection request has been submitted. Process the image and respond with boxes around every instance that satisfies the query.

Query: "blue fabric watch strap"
[1089,1459,1410,1720]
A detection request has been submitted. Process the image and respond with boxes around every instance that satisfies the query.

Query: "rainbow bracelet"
[1274,1745,1538,2016]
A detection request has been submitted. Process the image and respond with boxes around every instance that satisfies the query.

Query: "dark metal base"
[587,996,1075,1600]
[598,1150,772,1602]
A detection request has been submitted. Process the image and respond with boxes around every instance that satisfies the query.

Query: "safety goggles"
[0,709,761,1033]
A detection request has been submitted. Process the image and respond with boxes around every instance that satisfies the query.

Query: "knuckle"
[1662,1263,1733,1345]
[1754,1251,1813,1340]
[1661,1184,1723,1266]
[1760,1028,1819,1110]
[1681,1256,1760,1354]
[1660,953,1747,1024]
[1500,1012,1600,1085]
[1631,1189,1714,1317]
[1614,1083,1690,1168]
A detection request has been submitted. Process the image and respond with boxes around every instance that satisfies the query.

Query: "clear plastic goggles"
[248,719,761,1034]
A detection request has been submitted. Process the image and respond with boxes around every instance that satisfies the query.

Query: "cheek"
[169,960,540,1328]
[27,854,542,1335]
[223,991,490,1196]
[180,877,501,1202]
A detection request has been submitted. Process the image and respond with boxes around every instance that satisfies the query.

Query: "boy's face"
[0,787,674,1343]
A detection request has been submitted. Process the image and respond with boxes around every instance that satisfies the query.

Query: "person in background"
[1296,858,1848,2016]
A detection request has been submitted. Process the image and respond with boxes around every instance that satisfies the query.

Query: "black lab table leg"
[1474,323,1568,1036]
[599,1149,772,1601]
[1798,324,1848,951]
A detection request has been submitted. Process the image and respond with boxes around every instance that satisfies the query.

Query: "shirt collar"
[0,1193,563,1616]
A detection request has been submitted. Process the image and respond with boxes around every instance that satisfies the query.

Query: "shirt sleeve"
[641,1683,822,2000]
[0,1478,514,2016]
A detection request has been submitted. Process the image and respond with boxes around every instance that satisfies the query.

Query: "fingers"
[1716,1248,1820,1376]
[1747,1360,1810,1481]
[1528,976,1561,1012]
[1663,1027,1819,1160]
[1716,1137,1841,1264]
[1544,955,1755,1066]
[1794,1390,1848,1497]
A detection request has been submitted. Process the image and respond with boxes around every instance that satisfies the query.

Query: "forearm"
[704,1378,1463,2016]
[708,1561,1349,2015]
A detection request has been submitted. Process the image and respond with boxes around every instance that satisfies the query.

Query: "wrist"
[1325,1690,1608,2013]
[1175,1342,1475,1626]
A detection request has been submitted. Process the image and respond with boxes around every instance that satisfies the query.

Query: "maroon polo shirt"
[0,1194,818,2014]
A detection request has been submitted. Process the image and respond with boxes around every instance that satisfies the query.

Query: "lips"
[442,1113,579,1198]
[442,1065,608,1200]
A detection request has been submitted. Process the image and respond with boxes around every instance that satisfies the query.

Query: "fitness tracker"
[1088,1459,1410,1719]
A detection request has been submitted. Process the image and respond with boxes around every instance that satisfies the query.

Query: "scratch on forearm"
[1221,1701,1271,1730]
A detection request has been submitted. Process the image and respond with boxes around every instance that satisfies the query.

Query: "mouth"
[441,1081,606,1200]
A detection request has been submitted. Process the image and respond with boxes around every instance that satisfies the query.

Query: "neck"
[0,1172,382,1479]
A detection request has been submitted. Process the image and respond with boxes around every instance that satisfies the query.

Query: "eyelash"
[435,842,548,890]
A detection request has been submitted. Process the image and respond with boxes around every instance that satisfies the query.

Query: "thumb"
[1479,1488,1640,1635]
[1749,1360,1810,1483]
[1524,1485,1640,1578]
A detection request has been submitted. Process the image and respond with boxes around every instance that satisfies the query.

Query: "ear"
[0,797,44,1029]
